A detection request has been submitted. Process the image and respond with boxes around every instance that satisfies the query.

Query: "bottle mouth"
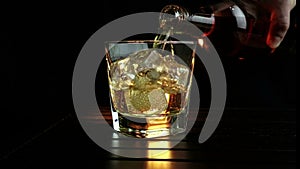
[159,4,247,36]
[160,4,190,21]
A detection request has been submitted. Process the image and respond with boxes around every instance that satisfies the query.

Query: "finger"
[266,8,290,49]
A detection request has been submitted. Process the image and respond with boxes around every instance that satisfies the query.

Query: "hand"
[245,0,296,49]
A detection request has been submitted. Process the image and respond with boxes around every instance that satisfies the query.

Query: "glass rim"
[105,40,197,45]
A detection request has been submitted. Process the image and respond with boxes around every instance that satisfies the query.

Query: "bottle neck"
[159,2,249,35]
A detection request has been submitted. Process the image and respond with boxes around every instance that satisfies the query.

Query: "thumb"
[266,8,290,49]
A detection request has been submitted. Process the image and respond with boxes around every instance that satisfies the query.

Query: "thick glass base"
[111,109,188,138]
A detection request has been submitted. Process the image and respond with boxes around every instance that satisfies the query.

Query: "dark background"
[1,0,296,168]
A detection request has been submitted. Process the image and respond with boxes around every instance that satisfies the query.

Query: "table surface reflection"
[1,107,296,169]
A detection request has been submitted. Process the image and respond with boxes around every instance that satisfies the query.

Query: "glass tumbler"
[105,40,196,138]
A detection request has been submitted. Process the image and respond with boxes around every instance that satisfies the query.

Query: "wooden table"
[1,107,296,169]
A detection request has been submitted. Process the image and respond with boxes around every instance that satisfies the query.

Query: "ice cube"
[110,48,190,90]
[176,64,190,87]
[161,55,190,87]
[110,57,135,89]
[124,88,167,115]
[148,88,167,114]
[141,50,164,69]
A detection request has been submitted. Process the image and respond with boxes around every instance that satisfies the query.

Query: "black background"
[1,0,296,168]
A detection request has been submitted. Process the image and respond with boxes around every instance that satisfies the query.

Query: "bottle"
[155,1,271,58]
